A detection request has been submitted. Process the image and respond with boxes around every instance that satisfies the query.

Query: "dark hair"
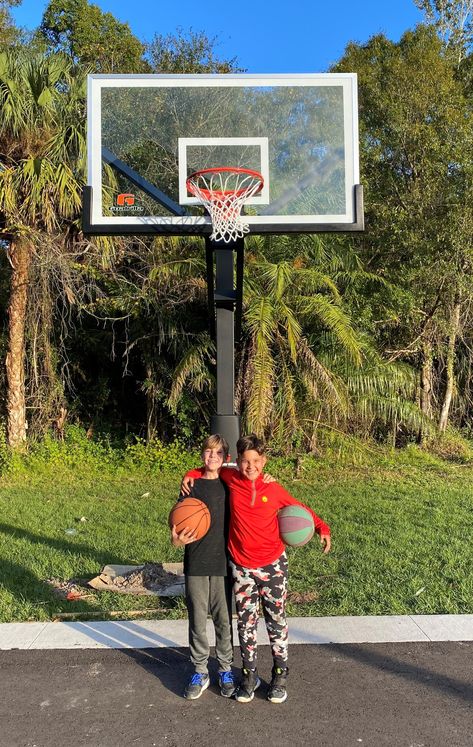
[236,433,266,457]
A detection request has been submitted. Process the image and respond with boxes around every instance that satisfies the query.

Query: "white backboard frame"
[85,72,362,235]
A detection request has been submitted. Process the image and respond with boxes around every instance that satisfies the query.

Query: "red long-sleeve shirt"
[185,466,330,568]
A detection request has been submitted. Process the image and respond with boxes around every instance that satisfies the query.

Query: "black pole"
[235,240,244,345]
[205,241,215,340]
[206,237,243,460]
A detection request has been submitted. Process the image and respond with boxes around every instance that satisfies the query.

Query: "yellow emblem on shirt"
[262,496,268,502]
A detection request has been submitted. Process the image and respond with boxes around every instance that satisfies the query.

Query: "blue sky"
[12,0,424,72]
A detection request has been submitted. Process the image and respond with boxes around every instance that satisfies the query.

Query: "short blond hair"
[201,433,229,457]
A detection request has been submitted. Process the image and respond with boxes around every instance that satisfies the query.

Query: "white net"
[186,168,264,244]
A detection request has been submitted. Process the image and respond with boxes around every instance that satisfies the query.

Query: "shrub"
[121,437,198,474]
[0,425,200,480]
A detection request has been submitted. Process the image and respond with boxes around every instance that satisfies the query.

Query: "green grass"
[1,438,473,622]
[0,471,190,622]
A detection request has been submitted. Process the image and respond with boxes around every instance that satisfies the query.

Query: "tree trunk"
[439,296,461,433]
[418,339,433,443]
[6,239,31,447]
[145,363,157,442]
[420,339,433,417]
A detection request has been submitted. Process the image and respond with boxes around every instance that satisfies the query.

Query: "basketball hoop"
[186,167,264,244]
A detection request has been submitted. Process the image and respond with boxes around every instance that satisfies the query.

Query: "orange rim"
[186,167,264,200]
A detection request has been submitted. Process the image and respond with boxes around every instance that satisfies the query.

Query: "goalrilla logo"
[117,193,135,206]
[110,193,144,213]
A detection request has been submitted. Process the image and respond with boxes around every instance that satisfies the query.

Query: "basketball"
[169,497,211,540]
[278,505,315,547]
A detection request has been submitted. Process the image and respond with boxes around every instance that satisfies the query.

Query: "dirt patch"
[88,562,185,596]
[287,590,319,604]
[107,564,183,592]
[45,578,94,601]
[45,563,185,600]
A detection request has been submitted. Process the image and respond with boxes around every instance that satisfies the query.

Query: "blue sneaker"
[184,672,210,700]
[218,670,236,698]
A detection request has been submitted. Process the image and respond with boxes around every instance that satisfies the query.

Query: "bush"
[422,431,473,464]
[0,421,12,474]
[121,436,198,474]
[0,425,200,479]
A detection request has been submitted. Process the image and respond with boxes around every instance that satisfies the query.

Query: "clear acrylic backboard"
[84,73,363,236]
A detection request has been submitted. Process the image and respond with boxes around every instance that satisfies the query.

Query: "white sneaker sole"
[235,677,261,703]
[268,690,288,704]
[184,676,210,700]
[220,686,236,698]
[220,677,236,698]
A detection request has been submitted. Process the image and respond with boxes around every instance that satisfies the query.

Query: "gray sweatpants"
[185,575,233,674]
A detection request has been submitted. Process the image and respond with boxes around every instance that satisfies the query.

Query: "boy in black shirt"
[171,434,235,700]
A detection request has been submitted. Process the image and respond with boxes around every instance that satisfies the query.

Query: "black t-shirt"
[181,477,229,576]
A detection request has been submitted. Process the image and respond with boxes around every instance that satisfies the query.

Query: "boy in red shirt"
[183,433,331,704]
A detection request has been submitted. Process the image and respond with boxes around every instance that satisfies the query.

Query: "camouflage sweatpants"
[229,553,288,670]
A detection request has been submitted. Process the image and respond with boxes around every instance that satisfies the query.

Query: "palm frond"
[299,293,362,365]
[297,337,350,417]
[277,301,301,362]
[168,333,214,410]
[272,356,299,445]
[354,394,434,434]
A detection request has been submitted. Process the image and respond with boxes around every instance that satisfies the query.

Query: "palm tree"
[237,236,361,448]
[165,233,361,448]
[172,232,431,447]
[0,48,85,446]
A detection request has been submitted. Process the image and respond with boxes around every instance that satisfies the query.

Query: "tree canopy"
[38,0,147,72]
[147,28,241,73]
[0,0,21,47]
[1,5,473,450]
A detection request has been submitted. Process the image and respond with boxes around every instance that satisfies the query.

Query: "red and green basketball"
[169,497,211,540]
[278,505,314,547]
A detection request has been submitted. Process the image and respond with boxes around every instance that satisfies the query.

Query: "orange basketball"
[169,497,211,540]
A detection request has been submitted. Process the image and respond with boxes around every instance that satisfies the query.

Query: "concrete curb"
[1,614,473,651]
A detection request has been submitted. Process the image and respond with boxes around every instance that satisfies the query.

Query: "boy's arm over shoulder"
[182,465,237,483]
[181,467,203,496]
[181,465,237,495]
[184,466,204,479]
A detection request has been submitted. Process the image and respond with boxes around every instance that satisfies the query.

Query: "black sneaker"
[234,668,261,703]
[183,672,210,700]
[218,670,236,698]
[267,666,288,703]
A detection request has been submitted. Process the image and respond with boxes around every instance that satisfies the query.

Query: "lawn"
[1,439,473,622]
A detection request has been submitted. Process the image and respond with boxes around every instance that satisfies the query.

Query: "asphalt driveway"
[1,641,472,746]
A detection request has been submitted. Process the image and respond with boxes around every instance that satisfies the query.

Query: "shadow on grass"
[0,557,96,619]
[0,521,126,567]
[0,522,154,617]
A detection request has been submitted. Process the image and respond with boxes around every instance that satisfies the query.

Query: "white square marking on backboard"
[178,137,270,205]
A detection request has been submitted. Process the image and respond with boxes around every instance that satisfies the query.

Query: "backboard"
[84,73,363,236]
